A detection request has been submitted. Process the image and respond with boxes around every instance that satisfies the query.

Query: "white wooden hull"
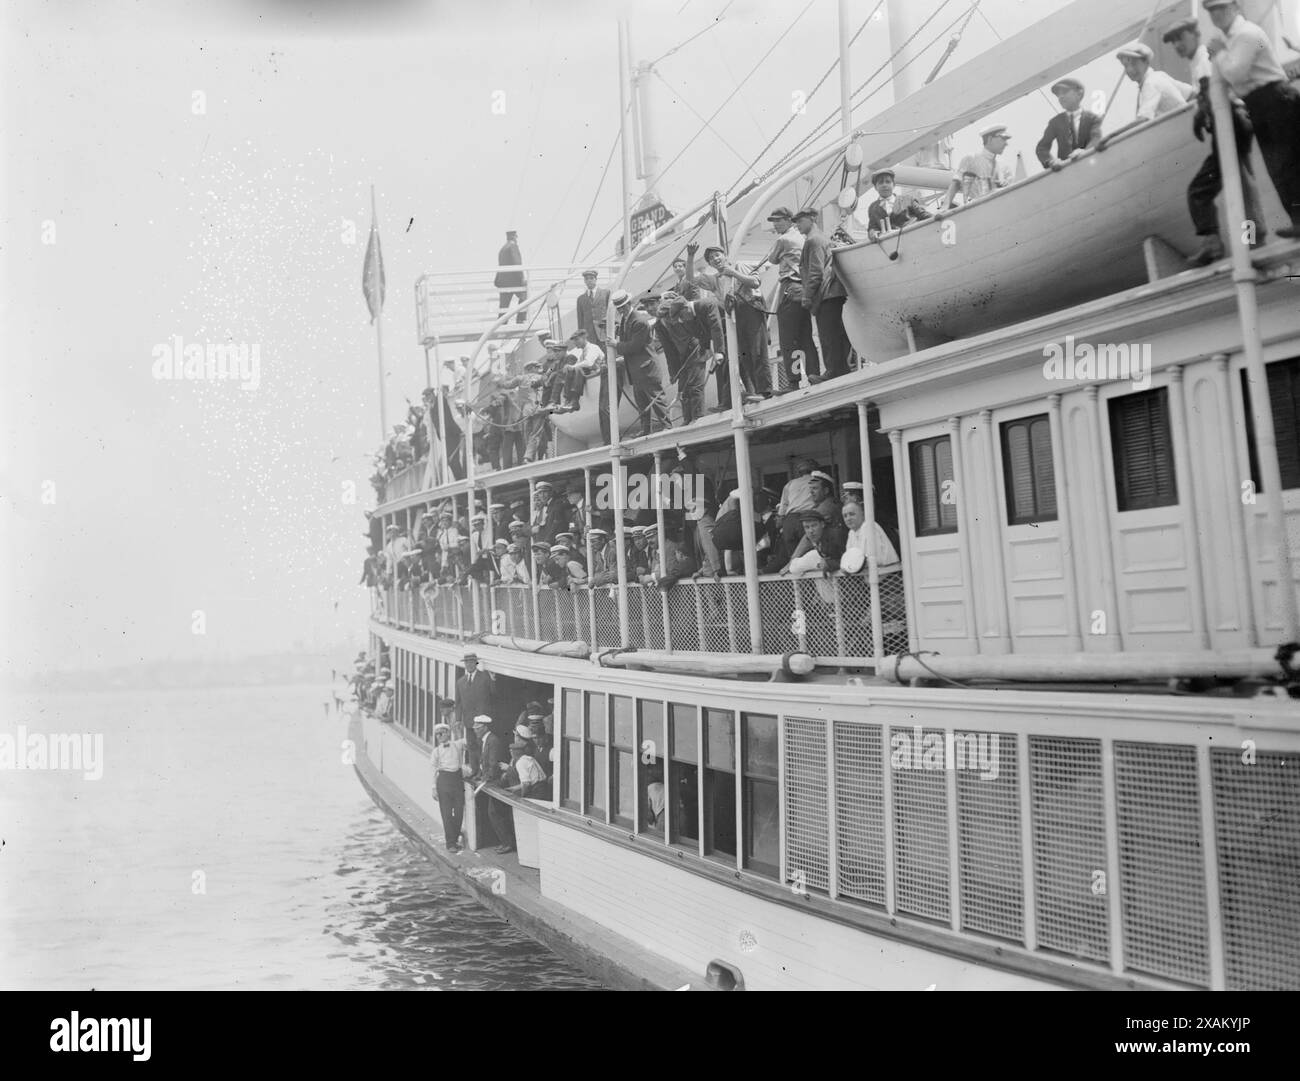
[834,104,1207,362]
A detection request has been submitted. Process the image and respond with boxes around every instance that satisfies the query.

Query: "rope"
[895,649,970,688]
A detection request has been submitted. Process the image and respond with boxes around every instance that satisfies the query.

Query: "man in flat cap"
[1166,15,1267,265]
[1035,78,1103,170]
[944,125,1014,208]
[1204,0,1300,238]
[754,206,819,391]
[700,246,770,403]
[778,509,847,577]
[494,230,527,323]
[575,269,610,347]
[653,289,724,425]
[1115,41,1194,124]
[865,169,933,239]
[794,208,851,383]
[587,527,618,587]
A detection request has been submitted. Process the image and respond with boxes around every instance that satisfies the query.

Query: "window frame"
[1108,386,1178,512]
[999,413,1058,526]
[908,434,959,537]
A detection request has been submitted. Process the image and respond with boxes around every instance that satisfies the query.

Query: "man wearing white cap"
[499,540,531,586]
[1203,0,1300,238]
[587,528,617,587]
[944,125,1014,208]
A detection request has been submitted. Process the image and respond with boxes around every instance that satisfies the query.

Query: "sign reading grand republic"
[630,201,673,244]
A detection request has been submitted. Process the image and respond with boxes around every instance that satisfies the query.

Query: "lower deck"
[362,627,1300,991]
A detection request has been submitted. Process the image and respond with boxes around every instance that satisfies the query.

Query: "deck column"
[1166,366,1210,649]
[1210,355,1257,641]
[888,430,919,653]
[948,416,979,653]
[1083,386,1123,650]
[856,403,885,669]
[1047,394,1083,650]
[1211,72,1299,640]
[978,408,1012,652]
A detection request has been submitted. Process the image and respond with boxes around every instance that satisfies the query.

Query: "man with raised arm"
[612,289,671,435]
[756,206,819,390]
[701,245,770,403]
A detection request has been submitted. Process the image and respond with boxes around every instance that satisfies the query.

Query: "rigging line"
[650,0,819,198]
[508,16,560,226]
[973,5,1057,114]
[570,120,625,265]
[727,0,958,195]
[654,0,738,63]
[652,69,754,171]
[757,0,991,184]
[722,0,887,198]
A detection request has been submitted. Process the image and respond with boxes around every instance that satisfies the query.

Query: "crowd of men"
[361,454,904,628]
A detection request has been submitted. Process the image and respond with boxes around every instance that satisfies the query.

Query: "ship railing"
[376,571,908,664]
[381,458,429,502]
[774,706,1300,990]
[416,263,621,348]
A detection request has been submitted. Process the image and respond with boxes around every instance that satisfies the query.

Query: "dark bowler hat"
[765,206,793,221]
[1162,18,1200,42]
[1050,76,1085,94]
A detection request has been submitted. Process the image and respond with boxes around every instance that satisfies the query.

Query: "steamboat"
[352,0,1300,990]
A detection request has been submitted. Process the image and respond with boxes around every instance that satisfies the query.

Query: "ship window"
[1240,357,1300,492]
[1001,414,1057,525]
[610,696,635,827]
[1109,388,1177,511]
[703,709,736,860]
[560,690,582,810]
[742,714,780,878]
[909,436,958,536]
[585,693,607,818]
[669,704,699,845]
[639,701,665,840]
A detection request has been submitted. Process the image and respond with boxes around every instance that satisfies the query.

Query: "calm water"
[0,684,602,990]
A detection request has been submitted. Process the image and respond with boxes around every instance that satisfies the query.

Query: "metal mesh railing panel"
[665,583,700,651]
[593,589,620,648]
[1030,736,1109,964]
[833,722,884,906]
[784,717,830,893]
[1211,748,1300,990]
[625,587,647,648]
[1115,742,1208,987]
[537,589,559,642]
[956,731,1023,943]
[790,575,839,657]
[725,579,752,653]
[890,726,950,923]
[879,570,909,654]
[758,577,801,654]
[836,574,875,657]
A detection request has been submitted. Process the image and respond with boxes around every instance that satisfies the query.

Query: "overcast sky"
[3,0,1296,675]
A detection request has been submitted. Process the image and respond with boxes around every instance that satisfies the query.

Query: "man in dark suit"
[494,230,526,323]
[454,651,495,738]
[865,169,933,238]
[612,289,670,434]
[574,269,610,346]
[1034,77,1102,169]
[656,291,725,423]
[794,207,851,381]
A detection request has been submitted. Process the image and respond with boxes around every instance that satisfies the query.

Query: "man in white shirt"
[1165,16,1268,265]
[499,541,531,586]
[841,499,901,568]
[755,207,819,390]
[1117,41,1194,122]
[559,329,604,411]
[1204,0,1300,237]
[943,125,1014,208]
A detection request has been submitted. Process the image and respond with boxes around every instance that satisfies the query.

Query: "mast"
[885,0,948,169]
[838,0,853,137]
[617,15,635,254]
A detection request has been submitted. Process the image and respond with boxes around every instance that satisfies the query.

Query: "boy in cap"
[701,245,770,402]
[865,169,933,238]
[944,125,1014,208]
[1204,0,1300,238]
[1034,77,1102,169]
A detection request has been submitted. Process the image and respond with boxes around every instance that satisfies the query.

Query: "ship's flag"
[362,212,385,324]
